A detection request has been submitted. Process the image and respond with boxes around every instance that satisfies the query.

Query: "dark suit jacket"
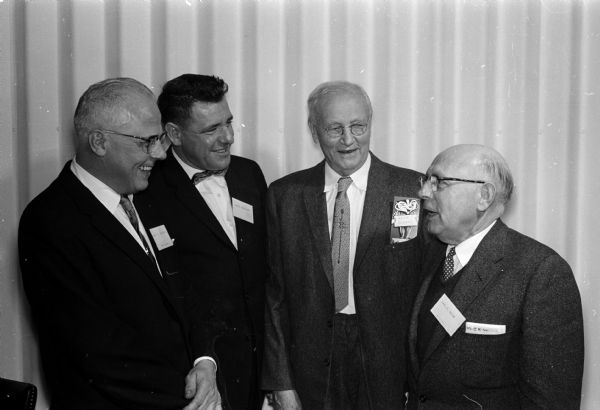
[18,162,219,410]
[407,220,584,409]
[134,152,267,410]
[261,154,425,409]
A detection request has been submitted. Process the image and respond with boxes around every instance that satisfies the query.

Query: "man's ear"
[165,122,182,146]
[308,121,319,144]
[89,130,107,156]
[477,182,497,211]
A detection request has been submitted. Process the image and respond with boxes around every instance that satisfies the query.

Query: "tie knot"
[192,168,227,185]
[337,176,352,193]
[119,195,133,210]
[447,246,456,258]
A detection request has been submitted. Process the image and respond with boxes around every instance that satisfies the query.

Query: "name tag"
[465,322,506,335]
[232,198,254,224]
[149,225,174,251]
[390,197,419,243]
[431,294,466,336]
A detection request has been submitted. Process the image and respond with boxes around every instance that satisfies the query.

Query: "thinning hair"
[158,74,229,127]
[307,81,373,127]
[73,77,154,138]
[431,145,515,205]
[478,151,514,204]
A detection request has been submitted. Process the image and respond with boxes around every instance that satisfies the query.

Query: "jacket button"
[327,320,333,328]
[419,395,427,402]
[324,358,330,367]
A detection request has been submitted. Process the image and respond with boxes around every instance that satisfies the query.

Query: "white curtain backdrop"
[1,0,599,408]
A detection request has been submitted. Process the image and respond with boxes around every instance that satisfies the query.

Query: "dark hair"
[157,74,229,126]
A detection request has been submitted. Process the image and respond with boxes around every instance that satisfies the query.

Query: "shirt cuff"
[193,356,217,370]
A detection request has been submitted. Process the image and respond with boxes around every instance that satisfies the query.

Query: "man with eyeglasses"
[407,144,584,409]
[261,81,425,409]
[134,74,268,410]
[19,77,223,409]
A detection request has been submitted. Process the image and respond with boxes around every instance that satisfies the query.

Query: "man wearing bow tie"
[135,74,268,410]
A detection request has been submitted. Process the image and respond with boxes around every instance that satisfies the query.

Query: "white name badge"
[430,293,466,336]
[149,225,174,251]
[465,322,506,335]
[232,198,254,224]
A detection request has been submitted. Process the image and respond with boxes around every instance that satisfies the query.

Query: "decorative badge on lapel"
[391,197,420,243]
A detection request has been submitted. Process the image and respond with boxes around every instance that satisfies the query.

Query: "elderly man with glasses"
[261,81,426,409]
[407,144,584,409]
[19,77,222,410]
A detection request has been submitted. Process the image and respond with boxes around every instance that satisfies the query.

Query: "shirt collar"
[173,150,227,186]
[323,153,371,193]
[70,157,122,214]
[450,220,497,268]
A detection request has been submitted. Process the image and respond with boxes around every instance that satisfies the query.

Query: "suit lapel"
[161,152,236,250]
[58,164,172,298]
[354,155,390,272]
[421,221,507,365]
[225,160,250,251]
[303,162,334,290]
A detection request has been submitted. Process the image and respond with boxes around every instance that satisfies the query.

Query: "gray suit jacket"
[262,153,425,409]
[407,220,584,409]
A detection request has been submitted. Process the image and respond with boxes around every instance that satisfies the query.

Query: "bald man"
[19,78,221,409]
[407,144,584,409]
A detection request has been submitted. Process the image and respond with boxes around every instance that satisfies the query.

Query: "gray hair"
[307,81,372,128]
[74,77,155,137]
[430,144,514,205]
[478,152,514,204]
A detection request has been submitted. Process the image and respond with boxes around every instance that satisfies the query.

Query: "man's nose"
[219,125,234,144]
[340,130,354,146]
[418,184,432,199]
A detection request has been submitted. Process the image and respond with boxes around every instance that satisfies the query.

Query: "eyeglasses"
[322,123,368,138]
[99,129,170,154]
[419,174,486,192]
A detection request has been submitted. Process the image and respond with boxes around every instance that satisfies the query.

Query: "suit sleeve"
[261,186,295,391]
[518,254,584,409]
[19,211,191,409]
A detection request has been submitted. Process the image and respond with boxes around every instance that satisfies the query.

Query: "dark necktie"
[331,176,352,312]
[191,169,227,185]
[442,246,456,282]
[120,195,156,264]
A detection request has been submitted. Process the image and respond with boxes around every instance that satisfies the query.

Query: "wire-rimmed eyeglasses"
[99,129,170,154]
[322,123,368,138]
[419,174,486,192]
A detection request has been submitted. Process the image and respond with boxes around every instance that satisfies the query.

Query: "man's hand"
[182,360,221,410]
[272,390,302,410]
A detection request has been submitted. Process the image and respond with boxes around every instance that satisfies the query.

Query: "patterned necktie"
[442,246,456,282]
[191,169,227,185]
[331,176,352,312]
[119,195,156,263]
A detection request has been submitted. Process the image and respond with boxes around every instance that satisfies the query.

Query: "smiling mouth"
[338,148,358,154]
[139,165,153,172]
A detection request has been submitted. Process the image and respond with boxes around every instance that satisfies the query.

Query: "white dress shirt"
[173,151,238,249]
[447,220,497,274]
[70,158,159,268]
[71,157,218,370]
[324,154,371,315]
